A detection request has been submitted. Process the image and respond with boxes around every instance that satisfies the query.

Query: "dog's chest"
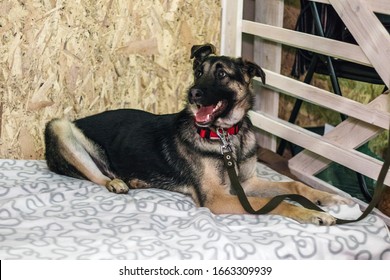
[198,137,256,193]
[198,156,231,193]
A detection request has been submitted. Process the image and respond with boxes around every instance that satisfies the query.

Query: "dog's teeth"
[213,101,222,112]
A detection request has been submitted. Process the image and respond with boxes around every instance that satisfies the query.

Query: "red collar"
[196,123,241,140]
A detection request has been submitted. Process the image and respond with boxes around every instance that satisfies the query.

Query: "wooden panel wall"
[0,0,221,159]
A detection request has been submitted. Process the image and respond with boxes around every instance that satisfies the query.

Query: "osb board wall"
[0,0,221,159]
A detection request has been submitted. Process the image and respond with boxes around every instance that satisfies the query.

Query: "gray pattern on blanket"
[0,160,389,259]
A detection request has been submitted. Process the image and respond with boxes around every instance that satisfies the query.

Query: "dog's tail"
[44,118,115,186]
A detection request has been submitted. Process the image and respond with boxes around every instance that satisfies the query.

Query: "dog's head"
[187,43,266,128]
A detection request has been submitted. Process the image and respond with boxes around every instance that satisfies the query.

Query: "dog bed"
[0,159,389,259]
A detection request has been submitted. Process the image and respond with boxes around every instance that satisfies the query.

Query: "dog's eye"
[195,69,203,78]
[217,69,227,79]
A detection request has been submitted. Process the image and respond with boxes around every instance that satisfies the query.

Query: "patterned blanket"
[0,159,389,259]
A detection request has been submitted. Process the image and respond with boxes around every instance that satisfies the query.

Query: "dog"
[44,43,349,225]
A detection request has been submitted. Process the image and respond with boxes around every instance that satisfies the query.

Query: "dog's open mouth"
[194,100,228,126]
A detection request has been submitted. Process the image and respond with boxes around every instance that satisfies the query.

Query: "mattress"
[0,159,389,260]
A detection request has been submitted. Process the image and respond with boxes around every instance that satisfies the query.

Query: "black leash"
[216,127,390,225]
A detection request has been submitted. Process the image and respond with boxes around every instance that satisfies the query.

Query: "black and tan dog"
[45,43,349,225]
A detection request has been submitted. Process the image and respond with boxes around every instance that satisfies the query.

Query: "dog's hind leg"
[44,118,129,193]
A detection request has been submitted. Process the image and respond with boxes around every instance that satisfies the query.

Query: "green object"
[316,144,382,202]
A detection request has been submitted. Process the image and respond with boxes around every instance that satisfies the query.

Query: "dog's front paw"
[296,209,337,226]
[315,193,354,207]
[311,211,336,226]
[106,178,129,194]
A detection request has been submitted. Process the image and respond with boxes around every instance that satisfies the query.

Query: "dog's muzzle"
[189,88,204,104]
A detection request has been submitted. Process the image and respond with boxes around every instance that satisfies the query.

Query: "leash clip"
[216,128,232,154]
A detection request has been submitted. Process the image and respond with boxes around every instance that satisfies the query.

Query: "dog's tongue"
[195,105,215,123]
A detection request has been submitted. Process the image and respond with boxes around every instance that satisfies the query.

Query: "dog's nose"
[189,88,204,103]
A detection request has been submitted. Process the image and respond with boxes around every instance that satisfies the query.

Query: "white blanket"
[0,159,389,259]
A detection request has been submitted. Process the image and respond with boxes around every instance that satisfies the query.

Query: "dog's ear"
[242,60,266,84]
[190,43,216,69]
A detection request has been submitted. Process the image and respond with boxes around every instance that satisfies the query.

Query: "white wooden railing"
[221,0,390,224]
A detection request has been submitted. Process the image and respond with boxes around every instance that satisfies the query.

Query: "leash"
[216,127,390,225]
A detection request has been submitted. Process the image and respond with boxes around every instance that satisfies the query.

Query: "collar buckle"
[216,128,233,154]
